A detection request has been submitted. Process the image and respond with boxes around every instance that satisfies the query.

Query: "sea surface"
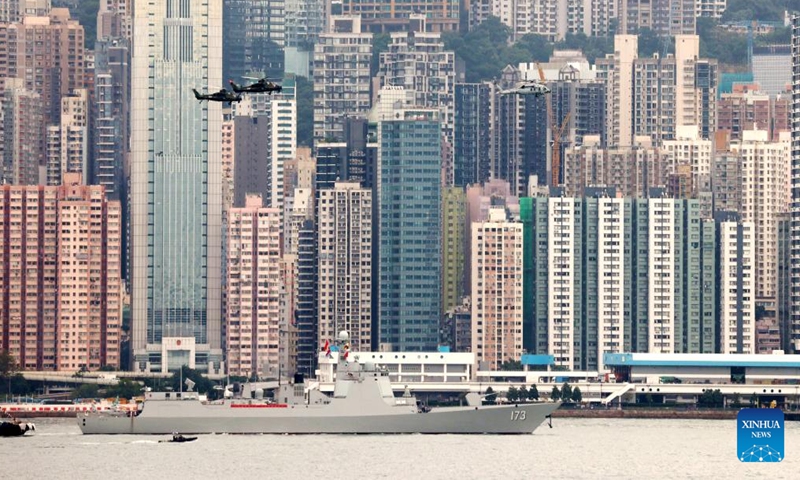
[3,417,799,479]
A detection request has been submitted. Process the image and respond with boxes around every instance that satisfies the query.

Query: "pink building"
[0,173,122,371]
[471,207,523,370]
[225,194,282,378]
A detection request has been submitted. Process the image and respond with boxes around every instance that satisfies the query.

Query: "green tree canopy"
[500,360,522,371]
[484,386,497,405]
[528,384,540,401]
[0,350,19,377]
[507,386,519,402]
[371,33,392,76]
[572,387,582,403]
[518,385,528,401]
[561,383,573,403]
[721,0,795,22]
[71,383,99,400]
[551,386,560,401]
[105,379,144,400]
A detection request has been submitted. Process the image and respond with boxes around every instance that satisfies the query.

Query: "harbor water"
[4,417,798,479]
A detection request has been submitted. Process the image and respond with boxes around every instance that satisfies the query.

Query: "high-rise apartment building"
[340,0,459,33]
[223,0,285,81]
[98,0,132,40]
[284,0,325,77]
[318,182,372,351]
[377,98,442,351]
[752,45,791,96]
[663,126,713,196]
[790,14,800,353]
[131,0,223,373]
[0,173,122,372]
[379,20,456,171]
[597,35,637,147]
[225,194,282,378]
[442,187,466,314]
[231,115,271,208]
[0,9,85,125]
[735,129,791,301]
[562,135,672,197]
[716,213,756,354]
[696,0,726,19]
[92,38,130,202]
[0,0,49,24]
[454,83,491,188]
[717,88,791,142]
[619,0,695,36]
[1,78,43,185]
[269,80,297,211]
[315,117,377,192]
[471,207,523,370]
[313,16,372,144]
[597,35,717,147]
[521,189,719,371]
[46,89,88,186]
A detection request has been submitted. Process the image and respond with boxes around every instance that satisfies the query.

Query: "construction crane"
[537,63,571,187]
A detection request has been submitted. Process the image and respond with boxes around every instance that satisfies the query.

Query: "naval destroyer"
[78,332,560,435]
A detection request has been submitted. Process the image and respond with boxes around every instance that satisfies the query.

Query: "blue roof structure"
[521,354,555,366]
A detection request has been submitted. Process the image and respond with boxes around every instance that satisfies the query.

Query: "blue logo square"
[737,408,784,462]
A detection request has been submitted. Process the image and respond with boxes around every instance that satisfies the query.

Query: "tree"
[500,360,522,371]
[71,384,99,400]
[295,76,314,147]
[67,0,100,48]
[371,33,391,76]
[507,386,519,402]
[561,383,572,403]
[528,384,540,401]
[731,392,742,408]
[0,350,19,377]
[170,366,219,398]
[105,379,144,400]
[572,387,582,403]
[698,389,724,408]
[518,385,528,402]
[749,392,758,407]
[551,386,561,401]
[484,387,497,405]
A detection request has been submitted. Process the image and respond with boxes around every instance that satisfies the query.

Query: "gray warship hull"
[78,401,559,435]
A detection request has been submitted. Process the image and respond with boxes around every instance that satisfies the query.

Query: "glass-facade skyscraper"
[131,0,223,373]
[377,107,442,351]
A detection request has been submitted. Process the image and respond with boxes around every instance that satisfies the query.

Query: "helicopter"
[228,77,282,95]
[192,88,242,104]
[498,81,551,97]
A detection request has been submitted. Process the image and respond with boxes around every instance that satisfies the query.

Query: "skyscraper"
[313,16,372,144]
[131,0,223,373]
[471,207,523,370]
[442,187,466,315]
[453,83,491,188]
[225,194,282,378]
[789,13,800,353]
[318,182,372,351]
[377,94,442,351]
[46,89,88,186]
[223,0,285,81]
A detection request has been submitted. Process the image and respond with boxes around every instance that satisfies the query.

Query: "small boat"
[0,421,35,437]
[159,434,197,443]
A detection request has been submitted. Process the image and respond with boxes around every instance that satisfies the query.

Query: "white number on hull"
[510,410,526,421]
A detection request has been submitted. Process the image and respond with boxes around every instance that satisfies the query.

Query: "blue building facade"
[378,109,442,351]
